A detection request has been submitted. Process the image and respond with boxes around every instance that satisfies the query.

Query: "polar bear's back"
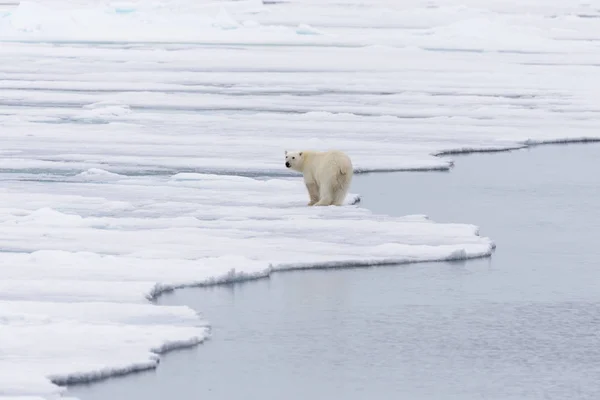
[305,150,353,183]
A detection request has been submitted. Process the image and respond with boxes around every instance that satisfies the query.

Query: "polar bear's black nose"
[285,162,291,168]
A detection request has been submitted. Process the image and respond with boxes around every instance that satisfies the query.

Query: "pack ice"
[1,0,599,398]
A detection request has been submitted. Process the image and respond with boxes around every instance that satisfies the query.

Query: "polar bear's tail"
[334,151,353,175]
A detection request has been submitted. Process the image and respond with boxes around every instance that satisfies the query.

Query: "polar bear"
[285,150,353,206]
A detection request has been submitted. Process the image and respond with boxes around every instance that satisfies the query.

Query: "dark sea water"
[70,143,600,400]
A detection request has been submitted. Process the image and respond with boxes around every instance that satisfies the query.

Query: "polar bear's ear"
[284,150,288,155]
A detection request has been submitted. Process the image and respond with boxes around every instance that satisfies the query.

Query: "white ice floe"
[1,0,599,398]
[0,172,493,399]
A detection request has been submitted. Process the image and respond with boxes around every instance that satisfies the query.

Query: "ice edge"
[49,334,206,386]
[433,137,600,158]
[50,238,494,388]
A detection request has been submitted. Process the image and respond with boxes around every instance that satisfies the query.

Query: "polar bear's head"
[284,150,304,172]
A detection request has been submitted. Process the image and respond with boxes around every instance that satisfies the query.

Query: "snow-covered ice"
[1,0,599,398]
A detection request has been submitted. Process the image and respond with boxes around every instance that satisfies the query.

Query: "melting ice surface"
[1,0,599,398]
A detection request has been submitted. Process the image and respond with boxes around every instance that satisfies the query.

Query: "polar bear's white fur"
[285,150,353,206]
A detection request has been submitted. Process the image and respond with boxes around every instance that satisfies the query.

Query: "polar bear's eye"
[292,157,295,160]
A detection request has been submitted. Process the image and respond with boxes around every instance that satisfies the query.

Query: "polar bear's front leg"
[314,186,334,206]
[305,182,319,206]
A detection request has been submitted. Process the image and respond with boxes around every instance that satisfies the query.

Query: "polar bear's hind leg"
[332,170,351,206]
